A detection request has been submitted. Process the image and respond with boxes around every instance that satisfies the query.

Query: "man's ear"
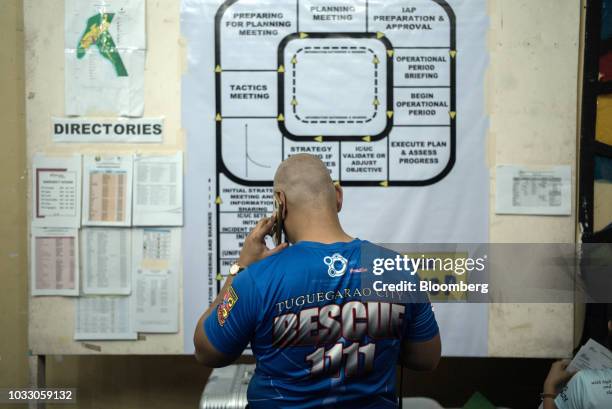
[335,184,344,213]
[279,191,288,219]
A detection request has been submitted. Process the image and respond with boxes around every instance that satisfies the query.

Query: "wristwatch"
[229,262,245,276]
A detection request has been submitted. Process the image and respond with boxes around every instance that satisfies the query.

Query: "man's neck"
[293,232,354,245]
[289,223,353,245]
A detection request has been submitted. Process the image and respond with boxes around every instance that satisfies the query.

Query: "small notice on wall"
[75,296,137,340]
[82,155,133,226]
[495,165,572,216]
[32,155,82,228]
[81,228,132,295]
[52,117,164,143]
[133,153,183,226]
[131,228,180,333]
[31,227,79,296]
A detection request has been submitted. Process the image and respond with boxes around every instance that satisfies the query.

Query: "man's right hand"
[237,216,288,268]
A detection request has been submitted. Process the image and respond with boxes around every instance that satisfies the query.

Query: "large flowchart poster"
[182,0,489,355]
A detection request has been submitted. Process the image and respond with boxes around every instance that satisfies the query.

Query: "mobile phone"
[271,193,284,246]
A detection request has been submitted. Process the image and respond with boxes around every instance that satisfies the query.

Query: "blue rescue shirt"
[205,239,439,409]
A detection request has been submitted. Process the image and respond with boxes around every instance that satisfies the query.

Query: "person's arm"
[542,359,576,409]
[400,301,441,371]
[193,275,238,367]
[400,333,441,371]
[193,216,287,367]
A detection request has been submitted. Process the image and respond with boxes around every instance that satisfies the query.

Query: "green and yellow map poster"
[77,12,128,77]
[65,0,145,116]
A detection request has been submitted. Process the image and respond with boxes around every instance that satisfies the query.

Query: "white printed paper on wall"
[133,153,183,226]
[31,227,79,296]
[81,228,132,295]
[132,227,181,272]
[495,165,572,216]
[32,155,82,228]
[132,228,181,332]
[82,155,133,226]
[132,269,179,333]
[75,296,137,340]
[64,0,146,117]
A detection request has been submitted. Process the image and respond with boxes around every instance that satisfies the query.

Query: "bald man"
[194,154,440,408]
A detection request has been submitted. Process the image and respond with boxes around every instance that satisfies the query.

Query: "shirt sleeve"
[204,268,260,357]
[554,372,585,409]
[403,300,439,342]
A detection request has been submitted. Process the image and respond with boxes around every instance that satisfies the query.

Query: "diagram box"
[394,48,451,87]
[283,139,340,180]
[279,33,393,141]
[388,127,452,182]
[221,71,277,117]
[393,87,451,126]
[221,119,282,181]
[340,140,388,181]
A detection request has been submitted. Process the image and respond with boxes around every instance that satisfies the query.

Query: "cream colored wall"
[25,0,185,355]
[0,0,586,406]
[23,0,582,359]
[0,0,28,395]
[486,0,581,357]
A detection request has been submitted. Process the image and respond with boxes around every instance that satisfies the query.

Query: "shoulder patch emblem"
[217,286,238,326]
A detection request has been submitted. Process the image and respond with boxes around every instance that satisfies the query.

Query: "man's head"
[273,154,344,243]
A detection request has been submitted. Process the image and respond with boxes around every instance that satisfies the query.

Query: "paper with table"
[75,296,137,340]
[32,155,81,228]
[64,0,146,117]
[82,155,133,226]
[495,165,572,215]
[568,339,612,371]
[133,153,183,226]
[131,228,180,333]
[31,227,80,296]
[81,228,132,295]
[74,228,181,339]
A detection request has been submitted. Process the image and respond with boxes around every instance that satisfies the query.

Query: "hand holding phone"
[237,215,287,267]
